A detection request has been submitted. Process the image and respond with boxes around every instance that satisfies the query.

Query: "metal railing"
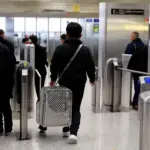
[117,67,150,76]
[35,69,42,101]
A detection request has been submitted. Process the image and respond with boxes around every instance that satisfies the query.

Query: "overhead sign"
[73,4,80,12]
[94,19,99,23]
[111,9,144,15]
[86,19,93,22]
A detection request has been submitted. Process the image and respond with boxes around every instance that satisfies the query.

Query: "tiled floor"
[0,83,139,150]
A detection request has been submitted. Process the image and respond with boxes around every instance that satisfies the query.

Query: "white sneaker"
[68,135,78,144]
[62,132,70,137]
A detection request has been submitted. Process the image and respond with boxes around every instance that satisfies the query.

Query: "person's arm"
[50,47,59,84]
[9,41,15,54]
[86,48,95,84]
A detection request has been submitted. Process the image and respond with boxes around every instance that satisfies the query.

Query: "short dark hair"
[66,22,82,38]
[133,31,140,38]
[60,34,66,40]
[0,29,4,35]
[30,35,38,44]
[22,37,29,43]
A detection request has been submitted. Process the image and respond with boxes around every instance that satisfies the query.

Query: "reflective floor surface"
[0,83,139,150]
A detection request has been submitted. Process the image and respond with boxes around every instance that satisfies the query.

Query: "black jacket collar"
[132,38,143,44]
[64,38,82,45]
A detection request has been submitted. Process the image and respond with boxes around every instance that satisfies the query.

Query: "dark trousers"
[63,83,85,136]
[0,98,12,133]
[132,76,140,106]
[35,72,46,100]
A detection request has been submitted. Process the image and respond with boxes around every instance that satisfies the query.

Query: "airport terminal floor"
[0,76,139,150]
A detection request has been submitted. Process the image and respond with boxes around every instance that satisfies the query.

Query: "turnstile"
[121,54,132,110]
[104,58,122,112]
[13,61,33,112]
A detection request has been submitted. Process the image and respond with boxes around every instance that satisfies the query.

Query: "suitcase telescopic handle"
[35,69,41,101]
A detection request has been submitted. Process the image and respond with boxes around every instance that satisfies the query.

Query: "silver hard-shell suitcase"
[36,86,72,127]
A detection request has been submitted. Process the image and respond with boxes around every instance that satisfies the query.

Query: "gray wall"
[99,3,149,77]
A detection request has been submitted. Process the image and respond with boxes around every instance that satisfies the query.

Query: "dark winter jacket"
[0,36,15,55]
[0,43,16,99]
[126,38,148,78]
[50,38,95,86]
[125,38,144,55]
[34,44,48,76]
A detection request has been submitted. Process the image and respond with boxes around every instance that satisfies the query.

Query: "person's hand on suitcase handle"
[50,81,56,87]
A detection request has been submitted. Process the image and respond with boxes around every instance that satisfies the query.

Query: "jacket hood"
[64,38,82,45]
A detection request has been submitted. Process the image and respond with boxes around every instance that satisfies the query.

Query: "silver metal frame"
[121,54,132,110]
[103,58,122,112]
[24,44,35,111]
[20,69,28,140]
[92,67,100,113]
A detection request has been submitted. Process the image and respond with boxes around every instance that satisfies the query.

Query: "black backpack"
[128,44,148,73]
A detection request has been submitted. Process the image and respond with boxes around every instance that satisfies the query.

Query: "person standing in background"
[125,32,145,110]
[29,35,48,132]
[0,42,16,136]
[20,37,31,60]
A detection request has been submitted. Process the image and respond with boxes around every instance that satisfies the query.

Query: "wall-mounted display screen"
[93,24,99,33]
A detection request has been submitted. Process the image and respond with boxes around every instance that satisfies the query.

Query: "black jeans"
[63,83,85,136]
[132,76,140,106]
[0,98,12,133]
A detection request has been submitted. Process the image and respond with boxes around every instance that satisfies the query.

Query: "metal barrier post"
[104,58,122,112]
[14,62,33,140]
[20,68,28,140]
[112,60,122,112]
[121,54,132,110]
[24,44,35,111]
[139,91,150,150]
[92,67,100,113]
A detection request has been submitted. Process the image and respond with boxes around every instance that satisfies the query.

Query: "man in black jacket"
[30,35,48,131]
[0,43,16,136]
[50,22,95,144]
[30,35,48,99]
[125,32,146,110]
